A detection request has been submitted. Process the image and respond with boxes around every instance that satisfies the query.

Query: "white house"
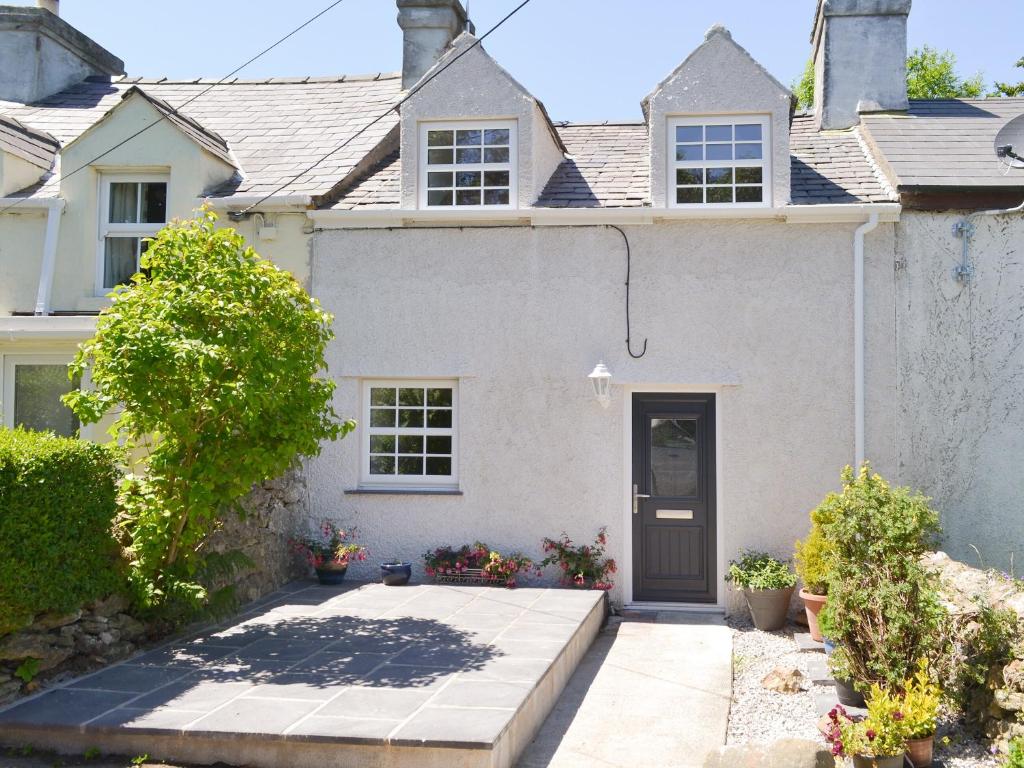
[1,0,1022,612]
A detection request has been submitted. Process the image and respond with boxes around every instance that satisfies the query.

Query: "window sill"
[345,487,463,496]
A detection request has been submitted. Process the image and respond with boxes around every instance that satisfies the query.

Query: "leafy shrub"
[65,210,351,620]
[826,688,910,759]
[819,464,944,692]
[0,428,123,634]
[794,496,839,595]
[539,528,616,590]
[902,658,942,739]
[290,521,367,569]
[725,551,797,591]
[1005,737,1024,768]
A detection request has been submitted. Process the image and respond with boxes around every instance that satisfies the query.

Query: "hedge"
[0,428,124,634]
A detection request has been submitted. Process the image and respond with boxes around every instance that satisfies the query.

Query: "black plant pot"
[315,565,348,586]
[381,562,412,586]
[834,676,866,708]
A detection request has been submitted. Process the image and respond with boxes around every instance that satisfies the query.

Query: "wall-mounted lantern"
[588,362,612,408]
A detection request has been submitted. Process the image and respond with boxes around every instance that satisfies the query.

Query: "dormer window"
[668,116,770,207]
[98,173,167,291]
[419,121,516,209]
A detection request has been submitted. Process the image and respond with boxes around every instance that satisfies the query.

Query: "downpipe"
[33,198,66,316]
[854,213,879,468]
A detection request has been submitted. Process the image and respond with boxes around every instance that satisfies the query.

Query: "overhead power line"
[235,0,536,215]
[0,0,348,216]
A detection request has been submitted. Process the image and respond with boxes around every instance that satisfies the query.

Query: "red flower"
[866,729,876,741]
[893,711,904,722]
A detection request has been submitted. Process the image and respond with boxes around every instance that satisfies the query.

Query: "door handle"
[632,484,650,515]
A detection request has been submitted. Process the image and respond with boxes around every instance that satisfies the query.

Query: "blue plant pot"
[381,562,412,586]
[823,636,836,657]
[315,565,348,586]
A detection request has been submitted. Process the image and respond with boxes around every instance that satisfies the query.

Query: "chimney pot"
[812,0,912,130]
[397,0,470,90]
[37,0,59,15]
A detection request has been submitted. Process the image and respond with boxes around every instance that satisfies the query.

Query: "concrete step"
[806,654,832,685]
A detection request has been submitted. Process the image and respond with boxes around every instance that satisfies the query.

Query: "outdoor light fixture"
[588,362,612,408]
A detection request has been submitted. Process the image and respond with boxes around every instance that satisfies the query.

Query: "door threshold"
[624,601,725,614]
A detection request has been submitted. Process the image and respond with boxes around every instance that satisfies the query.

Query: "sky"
[11,0,1024,122]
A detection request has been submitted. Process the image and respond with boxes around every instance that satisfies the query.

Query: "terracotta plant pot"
[852,755,905,768]
[314,563,348,585]
[743,586,794,631]
[906,735,934,767]
[798,588,827,641]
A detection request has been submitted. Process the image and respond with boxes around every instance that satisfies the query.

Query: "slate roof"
[0,74,402,200]
[0,114,59,171]
[332,116,891,209]
[861,99,1024,189]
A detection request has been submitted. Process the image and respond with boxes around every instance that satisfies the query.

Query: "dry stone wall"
[927,552,1024,751]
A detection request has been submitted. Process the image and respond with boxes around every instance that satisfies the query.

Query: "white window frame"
[418,120,517,210]
[667,115,771,209]
[95,172,169,295]
[359,379,459,490]
[1,353,79,435]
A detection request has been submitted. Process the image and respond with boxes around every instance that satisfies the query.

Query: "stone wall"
[0,470,310,705]
[927,552,1024,752]
[206,467,310,604]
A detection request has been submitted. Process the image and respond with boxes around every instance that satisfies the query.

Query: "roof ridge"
[556,121,646,127]
[114,72,401,85]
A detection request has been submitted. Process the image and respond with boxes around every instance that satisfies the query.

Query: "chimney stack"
[397,0,470,90]
[812,0,912,130]
[0,4,123,103]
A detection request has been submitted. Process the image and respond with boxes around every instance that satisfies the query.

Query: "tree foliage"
[65,209,352,617]
[906,45,984,99]
[793,59,815,110]
[991,56,1024,97]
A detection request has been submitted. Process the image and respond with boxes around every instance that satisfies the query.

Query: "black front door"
[632,393,717,603]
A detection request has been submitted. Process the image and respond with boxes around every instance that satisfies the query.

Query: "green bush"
[0,428,123,634]
[819,464,944,692]
[1005,737,1024,768]
[794,499,838,595]
[726,551,797,591]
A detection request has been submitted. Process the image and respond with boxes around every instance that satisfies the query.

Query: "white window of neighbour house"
[361,380,458,489]
[668,116,771,207]
[97,175,168,291]
[2,354,80,437]
[419,122,516,209]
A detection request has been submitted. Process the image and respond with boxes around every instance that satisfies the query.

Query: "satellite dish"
[995,113,1024,172]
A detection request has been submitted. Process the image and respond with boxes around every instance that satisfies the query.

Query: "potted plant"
[725,551,797,631]
[794,500,837,642]
[380,561,412,586]
[817,465,943,701]
[825,686,909,768]
[423,543,533,588]
[538,528,616,590]
[901,659,942,768]
[291,521,368,585]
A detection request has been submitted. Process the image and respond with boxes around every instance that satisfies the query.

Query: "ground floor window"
[2,355,79,437]
[361,380,457,489]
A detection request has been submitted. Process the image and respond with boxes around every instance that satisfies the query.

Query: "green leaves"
[818,463,944,692]
[64,208,352,619]
[726,551,797,591]
[906,45,984,100]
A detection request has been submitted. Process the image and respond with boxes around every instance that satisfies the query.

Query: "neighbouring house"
[1,0,1022,612]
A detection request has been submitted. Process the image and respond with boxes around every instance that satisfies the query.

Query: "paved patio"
[0,581,606,768]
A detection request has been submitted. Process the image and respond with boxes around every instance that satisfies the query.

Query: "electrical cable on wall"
[608,224,647,359]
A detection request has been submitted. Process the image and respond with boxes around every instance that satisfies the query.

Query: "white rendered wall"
[310,221,897,611]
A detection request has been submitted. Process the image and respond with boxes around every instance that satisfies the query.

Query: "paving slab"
[794,632,825,652]
[517,611,732,768]
[0,581,606,768]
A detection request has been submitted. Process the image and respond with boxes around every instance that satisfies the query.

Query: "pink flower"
[831,742,843,757]
[893,711,904,722]
[866,729,876,741]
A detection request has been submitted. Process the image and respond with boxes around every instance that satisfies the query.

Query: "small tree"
[906,45,984,99]
[65,209,352,616]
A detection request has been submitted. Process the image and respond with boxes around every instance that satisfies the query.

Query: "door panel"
[632,393,716,603]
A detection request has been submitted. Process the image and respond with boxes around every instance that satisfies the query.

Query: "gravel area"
[725,617,1003,767]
